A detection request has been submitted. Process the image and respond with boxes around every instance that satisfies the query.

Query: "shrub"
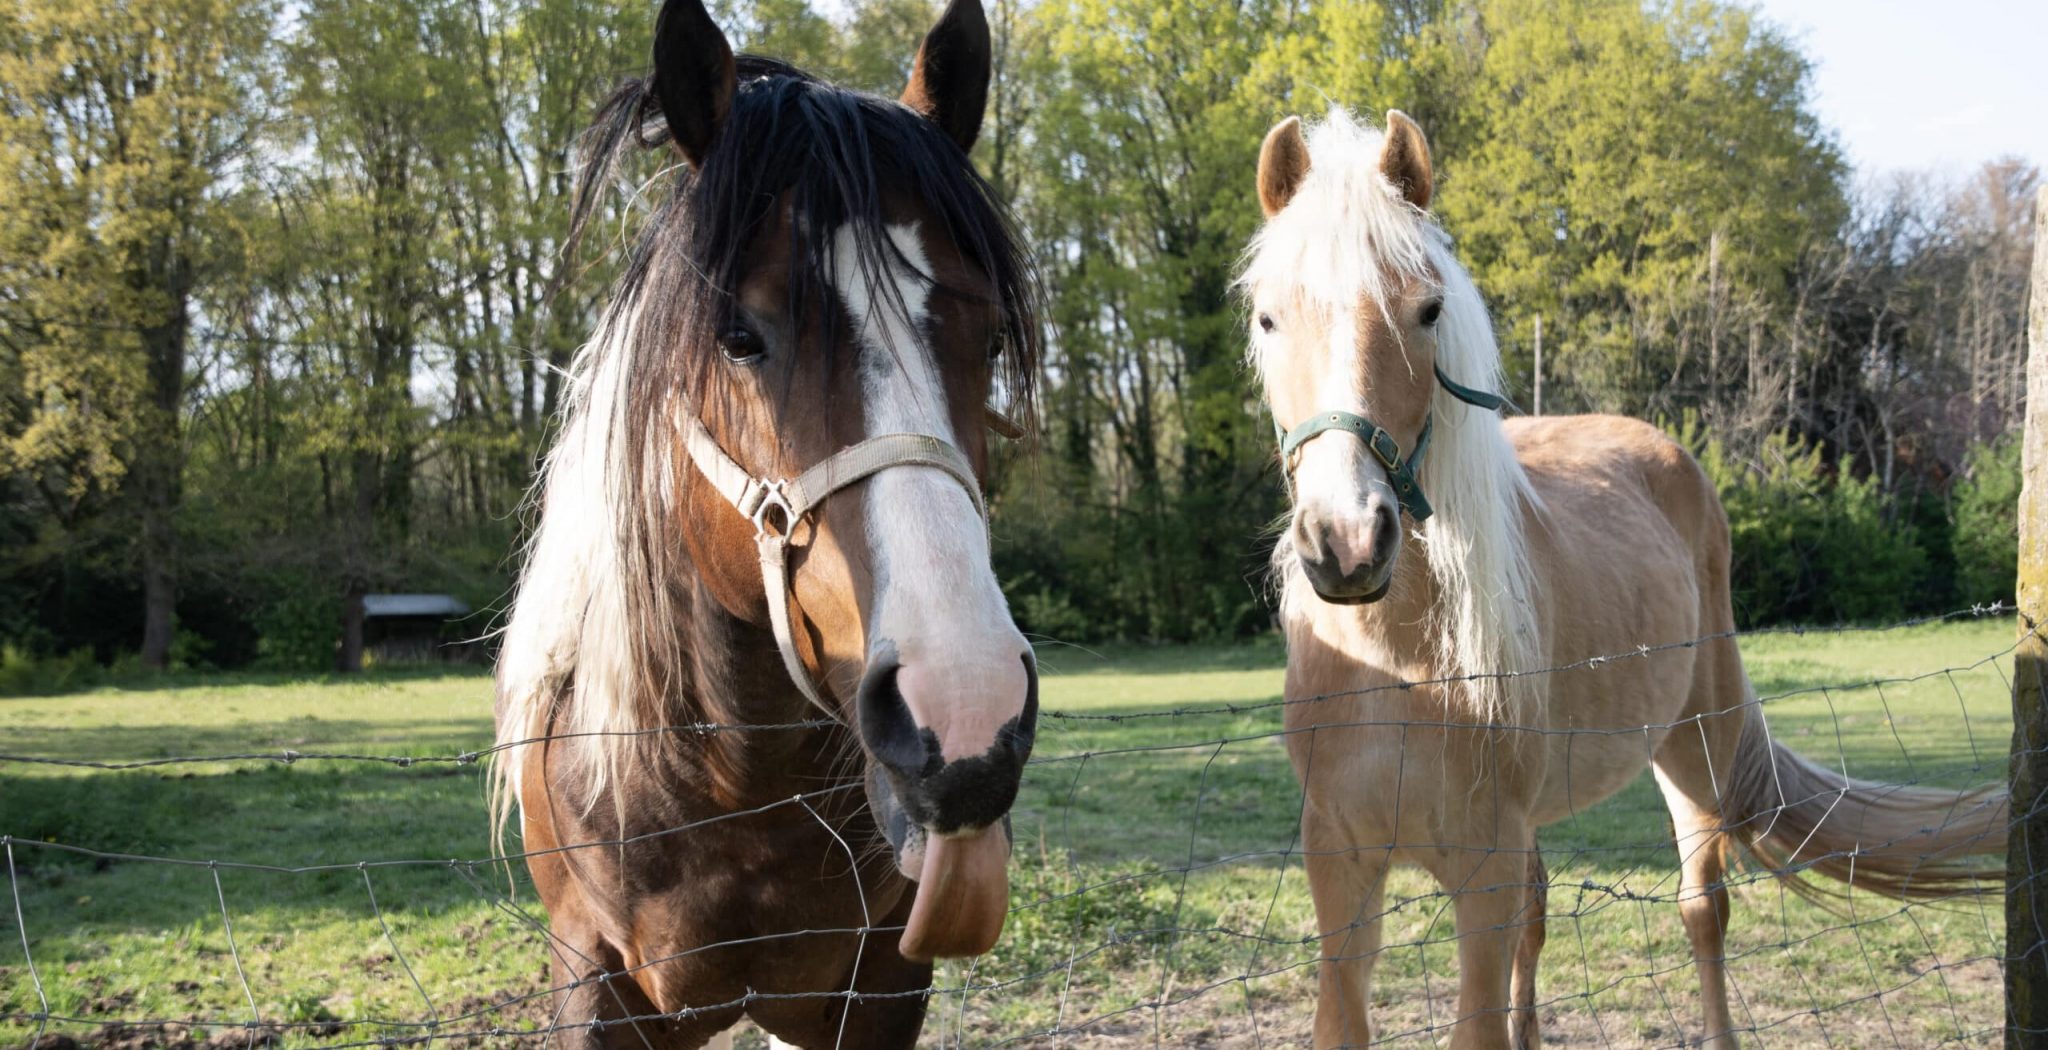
[251,580,338,671]
[1678,418,1925,627]
[1951,434,2020,607]
[0,644,101,695]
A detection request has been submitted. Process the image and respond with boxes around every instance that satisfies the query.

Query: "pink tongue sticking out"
[899,826,1010,962]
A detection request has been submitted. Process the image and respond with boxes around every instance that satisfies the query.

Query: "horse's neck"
[646,584,845,801]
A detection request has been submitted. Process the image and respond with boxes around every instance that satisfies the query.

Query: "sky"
[1750,0,2048,179]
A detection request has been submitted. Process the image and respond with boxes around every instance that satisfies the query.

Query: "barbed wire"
[0,604,2031,1049]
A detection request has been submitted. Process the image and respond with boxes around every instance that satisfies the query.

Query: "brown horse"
[1242,108,2008,1050]
[492,1,1042,1045]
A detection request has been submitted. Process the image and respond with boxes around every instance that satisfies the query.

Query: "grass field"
[0,617,2020,1048]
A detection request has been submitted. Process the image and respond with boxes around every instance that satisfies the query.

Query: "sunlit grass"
[0,619,2018,1047]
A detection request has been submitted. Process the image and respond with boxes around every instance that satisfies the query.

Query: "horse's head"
[1242,110,1504,606]
[613,0,1040,961]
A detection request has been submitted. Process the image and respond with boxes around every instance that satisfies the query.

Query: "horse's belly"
[1528,725,1671,825]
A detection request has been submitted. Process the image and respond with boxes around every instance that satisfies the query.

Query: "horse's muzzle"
[1293,500,1399,604]
[856,644,1037,959]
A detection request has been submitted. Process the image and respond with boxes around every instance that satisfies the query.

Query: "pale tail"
[1722,703,2008,898]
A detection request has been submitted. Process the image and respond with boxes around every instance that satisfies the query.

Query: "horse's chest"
[601,814,908,986]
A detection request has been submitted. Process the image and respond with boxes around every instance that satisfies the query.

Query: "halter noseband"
[1277,365,1511,522]
[678,412,989,718]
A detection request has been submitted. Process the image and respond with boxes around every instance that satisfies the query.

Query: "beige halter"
[678,413,988,716]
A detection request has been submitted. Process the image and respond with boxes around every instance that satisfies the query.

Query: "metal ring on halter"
[749,479,796,539]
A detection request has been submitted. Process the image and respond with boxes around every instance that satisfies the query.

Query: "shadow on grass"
[1,719,492,767]
[0,763,499,878]
[0,664,492,701]
[1033,637,1286,677]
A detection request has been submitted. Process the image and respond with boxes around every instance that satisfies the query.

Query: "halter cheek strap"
[1276,364,1512,523]
[678,413,988,717]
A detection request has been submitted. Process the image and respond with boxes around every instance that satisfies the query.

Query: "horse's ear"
[901,0,991,151]
[1379,109,1432,211]
[1257,116,1310,218]
[651,0,735,167]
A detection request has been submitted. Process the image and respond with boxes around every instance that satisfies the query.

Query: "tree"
[1435,0,1845,417]
[0,0,275,668]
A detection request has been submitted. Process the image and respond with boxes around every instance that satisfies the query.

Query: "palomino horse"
[493,0,1042,1045]
[1242,109,2007,1050]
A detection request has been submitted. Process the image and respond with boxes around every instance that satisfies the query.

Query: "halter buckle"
[1367,429,1402,470]
[749,479,796,539]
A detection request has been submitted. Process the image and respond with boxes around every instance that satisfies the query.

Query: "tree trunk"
[2007,184,2048,1048]
[337,583,366,674]
[136,309,188,671]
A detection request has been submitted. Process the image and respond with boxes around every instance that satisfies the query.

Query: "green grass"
[0,620,2019,1048]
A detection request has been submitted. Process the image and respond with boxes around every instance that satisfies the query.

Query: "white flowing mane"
[491,295,652,835]
[1242,109,1541,723]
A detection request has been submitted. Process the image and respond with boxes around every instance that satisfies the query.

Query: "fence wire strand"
[0,602,2030,1048]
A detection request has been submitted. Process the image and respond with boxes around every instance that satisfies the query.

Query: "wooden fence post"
[2009,184,2048,1049]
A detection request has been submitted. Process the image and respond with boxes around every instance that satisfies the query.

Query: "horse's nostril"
[1292,512,1329,564]
[1371,502,1399,562]
[857,644,930,778]
[1002,652,1040,762]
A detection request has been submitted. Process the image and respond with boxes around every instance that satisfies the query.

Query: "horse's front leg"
[1427,828,1534,1050]
[1302,802,1392,1049]
[1509,845,1547,1050]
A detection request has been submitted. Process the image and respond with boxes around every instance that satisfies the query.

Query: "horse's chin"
[1307,570,1393,605]
[865,766,1012,960]
[866,765,921,878]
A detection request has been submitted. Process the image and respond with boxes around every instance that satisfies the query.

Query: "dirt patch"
[7,1022,326,1050]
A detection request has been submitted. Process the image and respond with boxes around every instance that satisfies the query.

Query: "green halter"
[1277,365,1512,522]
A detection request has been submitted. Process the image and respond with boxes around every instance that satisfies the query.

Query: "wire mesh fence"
[0,603,2027,1048]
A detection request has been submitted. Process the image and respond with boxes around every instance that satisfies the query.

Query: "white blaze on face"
[829,221,1029,764]
[1265,300,1395,515]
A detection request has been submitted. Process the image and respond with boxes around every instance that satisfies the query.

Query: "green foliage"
[0,644,101,695]
[1677,416,1928,627]
[1436,0,1845,412]
[0,0,2025,662]
[1952,434,2022,606]
[251,579,341,671]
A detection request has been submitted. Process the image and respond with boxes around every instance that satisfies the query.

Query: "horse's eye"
[718,325,763,364]
[1418,299,1444,328]
[1257,313,1276,334]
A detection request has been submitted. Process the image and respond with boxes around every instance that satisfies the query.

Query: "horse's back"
[1506,414,1729,589]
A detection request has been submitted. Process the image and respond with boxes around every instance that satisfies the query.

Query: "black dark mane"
[570,55,1041,410]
